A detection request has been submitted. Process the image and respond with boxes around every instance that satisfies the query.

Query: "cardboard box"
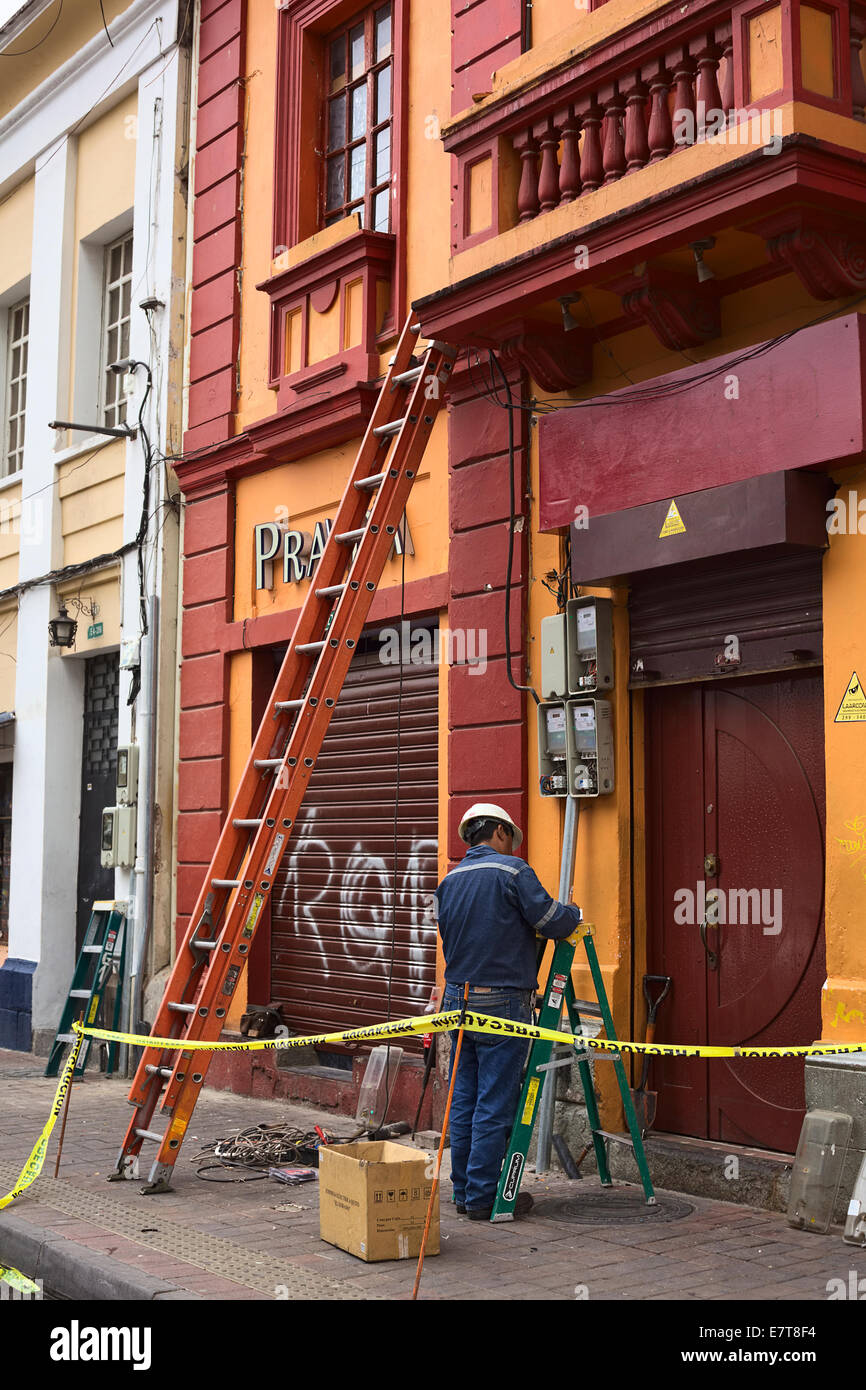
[318,1141,440,1262]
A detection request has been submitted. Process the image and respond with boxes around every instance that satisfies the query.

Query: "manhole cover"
[534,1191,694,1225]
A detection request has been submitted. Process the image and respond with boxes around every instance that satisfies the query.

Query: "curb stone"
[0,1209,203,1301]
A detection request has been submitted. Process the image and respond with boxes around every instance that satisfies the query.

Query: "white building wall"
[0,0,186,1049]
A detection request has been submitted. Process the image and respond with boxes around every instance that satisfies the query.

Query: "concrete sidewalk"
[1,1050,864,1302]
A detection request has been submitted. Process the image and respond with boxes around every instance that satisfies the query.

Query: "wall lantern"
[48,604,77,648]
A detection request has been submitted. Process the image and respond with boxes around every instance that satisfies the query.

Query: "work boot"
[467,1192,533,1221]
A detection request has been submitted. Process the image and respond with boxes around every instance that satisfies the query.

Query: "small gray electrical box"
[116,744,139,806]
[537,701,569,797]
[101,805,137,869]
[540,613,567,699]
[538,698,615,798]
[566,596,614,694]
[566,698,615,797]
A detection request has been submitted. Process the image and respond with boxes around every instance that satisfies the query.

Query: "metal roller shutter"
[628,548,823,688]
[270,625,439,1048]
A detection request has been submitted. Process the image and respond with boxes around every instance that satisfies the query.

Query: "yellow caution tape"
[2,1011,863,1212]
[0,1026,83,1211]
[73,1013,866,1059]
[0,1264,41,1295]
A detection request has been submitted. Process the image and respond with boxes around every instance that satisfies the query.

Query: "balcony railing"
[442,0,866,253]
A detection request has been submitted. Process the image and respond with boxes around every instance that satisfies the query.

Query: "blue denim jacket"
[434,845,581,989]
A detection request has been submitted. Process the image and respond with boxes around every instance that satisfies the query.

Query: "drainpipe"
[127,592,159,1059]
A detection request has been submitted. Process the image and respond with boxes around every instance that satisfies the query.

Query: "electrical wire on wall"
[486,351,540,706]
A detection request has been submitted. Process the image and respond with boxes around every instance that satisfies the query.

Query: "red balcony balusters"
[602,85,627,183]
[580,98,605,191]
[514,130,540,221]
[647,62,674,161]
[624,77,650,171]
[557,105,582,202]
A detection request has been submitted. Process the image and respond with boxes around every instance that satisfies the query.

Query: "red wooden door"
[645,673,825,1152]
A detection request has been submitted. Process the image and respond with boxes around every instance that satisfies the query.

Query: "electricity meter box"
[566,698,614,797]
[538,699,614,798]
[540,613,568,700]
[101,805,137,868]
[537,702,569,797]
[565,597,614,695]
[116,745,139,805]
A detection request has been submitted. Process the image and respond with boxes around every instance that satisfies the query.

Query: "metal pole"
[126,593,159,1076]
[535,793,580,1173]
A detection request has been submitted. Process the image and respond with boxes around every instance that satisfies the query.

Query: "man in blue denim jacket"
[434,802,582,1220]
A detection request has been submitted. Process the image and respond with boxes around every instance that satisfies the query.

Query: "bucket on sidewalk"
[318,1141,439,1262]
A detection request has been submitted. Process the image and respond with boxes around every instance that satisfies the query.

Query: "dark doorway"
[645,672,826,1152]
[76,654,119,954]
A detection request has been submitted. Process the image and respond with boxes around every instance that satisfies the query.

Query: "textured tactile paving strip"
[0,1162,376,1300]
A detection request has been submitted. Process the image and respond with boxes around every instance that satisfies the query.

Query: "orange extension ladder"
[111,317,456,1192]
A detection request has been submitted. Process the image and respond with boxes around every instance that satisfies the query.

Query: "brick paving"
[0,1052,864,1302]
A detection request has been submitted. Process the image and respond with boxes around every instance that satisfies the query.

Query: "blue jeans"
[443,984,533,1213]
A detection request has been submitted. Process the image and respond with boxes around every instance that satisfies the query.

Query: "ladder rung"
[393,365,423,386]
[56,1033,77,1044]
[135,1129,165,1142]
[335,528,366,545]
[233,818,263,829]
[191,938,218,952]
[69,989,91,998]
[295,640,325,654]
[211,878,241,889]
[316,583,345,598]
[373,416,407,438]
[354,472,386,491]
[167,1002,196,1014]
[254,758,282,770]
[81,945,102,954]
[145,1065,173,1078]
[595,1130,634,1148]
[574,999,603,1018]
[274,698,304,711]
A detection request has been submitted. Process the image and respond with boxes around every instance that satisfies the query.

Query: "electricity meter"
[537,702,569,797]
[566,596,614,694]
[116,744,139,806]
[100,805,137,868]
[565,698,614,798]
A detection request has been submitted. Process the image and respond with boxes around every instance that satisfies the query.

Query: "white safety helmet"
[458,802,523,849]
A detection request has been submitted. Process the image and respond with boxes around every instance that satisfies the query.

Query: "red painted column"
[176,483,234,947]
[185,0,245,457]
[447,370,529,864]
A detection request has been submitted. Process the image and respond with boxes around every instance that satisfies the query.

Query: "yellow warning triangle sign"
[835,671,866,723]
[659,500,686,538]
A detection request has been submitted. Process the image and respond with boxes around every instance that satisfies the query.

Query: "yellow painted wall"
[821,459,866,1043]
[59,438,126,566]
[0,484,22,592]
[74,92,138,241]
[57,567,121,658]
[0,0,136,120]
[0,178,34,297]
[0,603,18,711]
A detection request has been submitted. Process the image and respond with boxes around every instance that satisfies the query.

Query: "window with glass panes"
[4,300,29,477]
[102,234,133,429]
[324,4,392,233]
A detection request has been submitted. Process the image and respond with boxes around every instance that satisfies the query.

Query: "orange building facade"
[176,0,866,1194]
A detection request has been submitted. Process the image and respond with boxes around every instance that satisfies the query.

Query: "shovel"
[631,975,672,1134]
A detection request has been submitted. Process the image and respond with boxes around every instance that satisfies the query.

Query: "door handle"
[699,918,718,970]
[700,888,720,970]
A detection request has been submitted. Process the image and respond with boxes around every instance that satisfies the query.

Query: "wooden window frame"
[3,299,29,478]
[101,234,134,430]
[274,0,408,334]
[323,4,393,232]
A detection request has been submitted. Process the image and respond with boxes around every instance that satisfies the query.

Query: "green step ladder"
[491,921,655,1220]
[45,901,127,1078]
